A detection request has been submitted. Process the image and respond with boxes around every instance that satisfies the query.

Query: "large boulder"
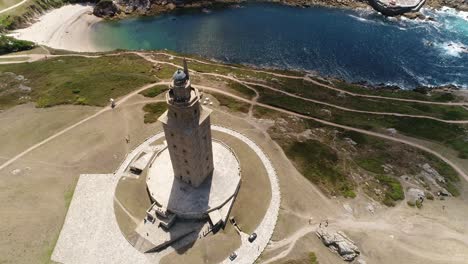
[316,227,360,261]
[94,0,121,17]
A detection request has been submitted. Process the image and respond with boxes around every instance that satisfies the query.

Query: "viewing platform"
[369,0,426,16]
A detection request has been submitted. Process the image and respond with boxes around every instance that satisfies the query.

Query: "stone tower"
[158,60,214,187]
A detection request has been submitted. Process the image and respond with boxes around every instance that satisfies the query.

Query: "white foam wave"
[438,6,468,23]
[435,41,468,58]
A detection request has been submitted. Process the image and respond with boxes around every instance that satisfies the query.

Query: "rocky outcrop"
[94,0,121,17]
[426,0,468,12]
[407,187,425,206]
[316,227,360,261]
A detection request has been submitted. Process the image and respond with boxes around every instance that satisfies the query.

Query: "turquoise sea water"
[91,4,468,89]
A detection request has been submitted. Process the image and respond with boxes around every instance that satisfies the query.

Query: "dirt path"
[1,52,467,185]
[263,225,316,264]
[0,0,27,14]
[0,82,165,171]
[150,52,468,106]
[192,84,468,183]
[203,73,468,124]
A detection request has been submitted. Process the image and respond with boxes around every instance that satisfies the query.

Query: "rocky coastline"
[92,0,468,19]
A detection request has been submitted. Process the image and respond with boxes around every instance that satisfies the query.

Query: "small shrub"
[309,252,319,264]
[415,199,423,208]
[425,192,434,200]
[407,201,415,207]
[72,88,80,94]
[0,35,35,55]
[376,175,404,206]
[343,190,356,198]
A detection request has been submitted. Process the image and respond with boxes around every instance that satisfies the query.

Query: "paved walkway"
[52,126,280,264]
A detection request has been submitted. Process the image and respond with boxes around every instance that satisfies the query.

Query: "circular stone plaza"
[50,60,280,264]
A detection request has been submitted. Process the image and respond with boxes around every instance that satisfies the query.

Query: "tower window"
[182,149,186,153]
[206,156,209,161]
[184,159,188,163]
[173,145,177,149]
[174,113,177,118]
[186,170,190,175]
[170,133,174,137]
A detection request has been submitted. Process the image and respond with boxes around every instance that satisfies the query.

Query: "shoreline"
[9,4,103,52]
[5,3,467,90]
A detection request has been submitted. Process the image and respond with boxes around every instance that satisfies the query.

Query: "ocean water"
[91,3,468,89]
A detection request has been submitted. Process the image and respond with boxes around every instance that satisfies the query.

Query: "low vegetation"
[0,35,35,54]
[227,81,256,99]
[214,94,250,113]
[252,78,468,120]
[309,252,319,264]
[0,54,156,109]
[142,102,166,123]
[255,107,460,201]
[285,139,354,197]
[139,84,168,98]
[376,175,404,206]
[253,85,468,158]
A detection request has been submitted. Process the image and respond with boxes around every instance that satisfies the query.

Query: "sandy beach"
[10,4,103,52]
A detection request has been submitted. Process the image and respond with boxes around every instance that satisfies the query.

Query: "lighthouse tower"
[158,60,214,187]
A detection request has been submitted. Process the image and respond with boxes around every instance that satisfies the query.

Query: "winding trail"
[0,51,467,185]
[0,0,28,14]
[0,81,166,171]
[150,52,468,106]
[192,84,468,183]
[137,53,468,123]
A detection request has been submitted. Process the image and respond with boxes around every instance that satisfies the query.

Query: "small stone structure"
[369,0,426,16]
[158,59,214,188]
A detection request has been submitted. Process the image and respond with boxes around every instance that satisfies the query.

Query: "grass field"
[255,106,461,199]
[250,80,468,120]
[213,94,250,113]
[139,84,168,98]
[253,85,468,159]
[0,54,156,109]
[142,102,167,123]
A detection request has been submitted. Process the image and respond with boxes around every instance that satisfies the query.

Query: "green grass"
[376,175,404,206]
[214,94,250,113]
[0,54,156,109]
[0,35,35,54]
[285,139,354,197]
[251,79,468,120]
[139,84,168,98]
[253,85,468,158]
[309,252,319,264]
[356,158,385,174]
[142,102,167,123]
[227,80,256,99]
